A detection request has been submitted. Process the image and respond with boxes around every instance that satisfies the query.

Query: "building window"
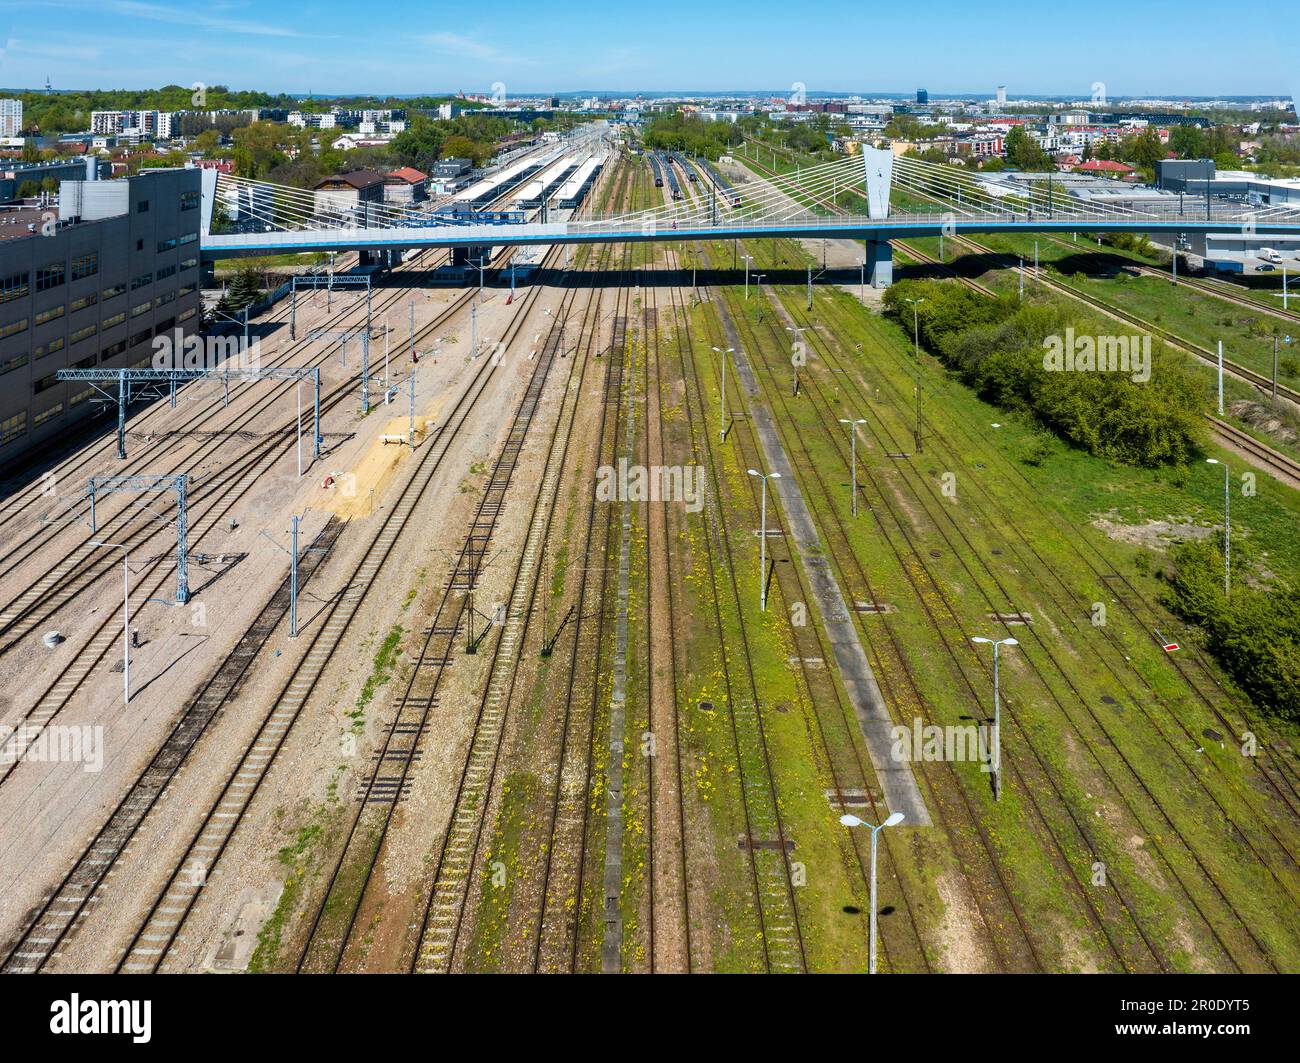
[69,387,94,407]
[35,305,65,326]
[102,311,126,329]
[179,283,197,296]
[70,253,99,280]
[154,291,175,308]
[102,339,127,359]
[157,237,177,253]
[178,232,198,245]
[34,372,60,394]
[131,272,153,290]
[130,301,150,318]
[33,337,64,358]
[69,323,97,344]
[129,328,152,348]
[156,264,176,280]
[180,190,200,211]
[178,306,197,323]
[180,257,198,271]
[137,199,149,213]
[155,316,175,333]
[70,292,98,313]
[35,265,65,292]
[101,283,126,301]
[0,352,28,377]
[34,403,63,428]
[1,271,30,303]
[0,411,26,447]
[73,353,96,370]
[0,317,28,339]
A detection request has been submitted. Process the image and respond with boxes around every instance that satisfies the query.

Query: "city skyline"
[0,0,1294,98]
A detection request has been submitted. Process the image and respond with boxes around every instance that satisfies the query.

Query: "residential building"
[0,168,203,473]
[383,167,428,205]
[312,170,386,223]
[0,99,22,139]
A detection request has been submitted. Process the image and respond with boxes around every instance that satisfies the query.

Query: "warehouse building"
[0,168,203,474]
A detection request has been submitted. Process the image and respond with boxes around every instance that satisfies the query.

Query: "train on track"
[698,158,741,209]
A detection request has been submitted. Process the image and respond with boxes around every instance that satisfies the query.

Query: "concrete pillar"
[867,238,893,288]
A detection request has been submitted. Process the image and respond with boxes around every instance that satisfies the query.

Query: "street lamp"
[742,254,753,299]
[971,636,1018,801]
[903,297,925,453]
[839,810,905,974]
[91,541,131,704]
[711,346,734,440]
[746,468,781,612]
[839,418,867,516]
[1206,459,1231,596]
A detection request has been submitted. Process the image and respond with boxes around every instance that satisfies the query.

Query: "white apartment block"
[90,110,173,138]
[0,99,22,138]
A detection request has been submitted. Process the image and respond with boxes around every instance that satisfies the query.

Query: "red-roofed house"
[1071,158,1137,178]
[383,166,428,204]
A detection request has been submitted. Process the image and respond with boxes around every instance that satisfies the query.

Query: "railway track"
[0,191,569,972]
[664,252,938,971]
[521,166,638,973]
[741,231,1300,969]
[648,250,807,974]
[410,167,634,974]
[0,262,499,802]
[702,171,1300,961]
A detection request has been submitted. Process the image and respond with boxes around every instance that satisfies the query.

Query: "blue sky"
[0,0,1294,99]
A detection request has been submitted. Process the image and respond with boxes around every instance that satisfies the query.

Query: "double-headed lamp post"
[747,468,780,612]
[91,540,131,704]
[712,346,734,441]
[839,417,867,516]
[742,254,753,299]
[839,810,905,974]
[972,636,1018,801]
[904,296,925,453]
[1206,458,1231,596]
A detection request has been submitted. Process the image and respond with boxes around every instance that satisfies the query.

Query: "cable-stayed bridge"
[200,147,1300,287]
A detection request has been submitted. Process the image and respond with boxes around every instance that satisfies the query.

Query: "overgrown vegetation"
[883,279,1207,466]
[1164,536,1300,722]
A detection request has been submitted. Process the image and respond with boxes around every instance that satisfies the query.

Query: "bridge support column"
[866,238,893,288]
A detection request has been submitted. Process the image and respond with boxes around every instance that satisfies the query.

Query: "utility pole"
[839,418,867,516]
[1217,339,1224,416]
[1206,459,1231,596]
[905,297,925,453]
[747,469,781,612]
[409,368,417,448]
[972,636,1018,801]
[261,515,302,637]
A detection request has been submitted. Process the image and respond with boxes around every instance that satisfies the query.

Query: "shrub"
[1164,538,1300,723]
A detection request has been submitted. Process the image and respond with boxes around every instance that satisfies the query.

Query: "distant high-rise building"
[997,85,1007,107]
[0,99,22,138]
[916,89,928,105]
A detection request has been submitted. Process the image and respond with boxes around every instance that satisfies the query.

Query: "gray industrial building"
[1,157,111,205]
[0,167,203,473]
